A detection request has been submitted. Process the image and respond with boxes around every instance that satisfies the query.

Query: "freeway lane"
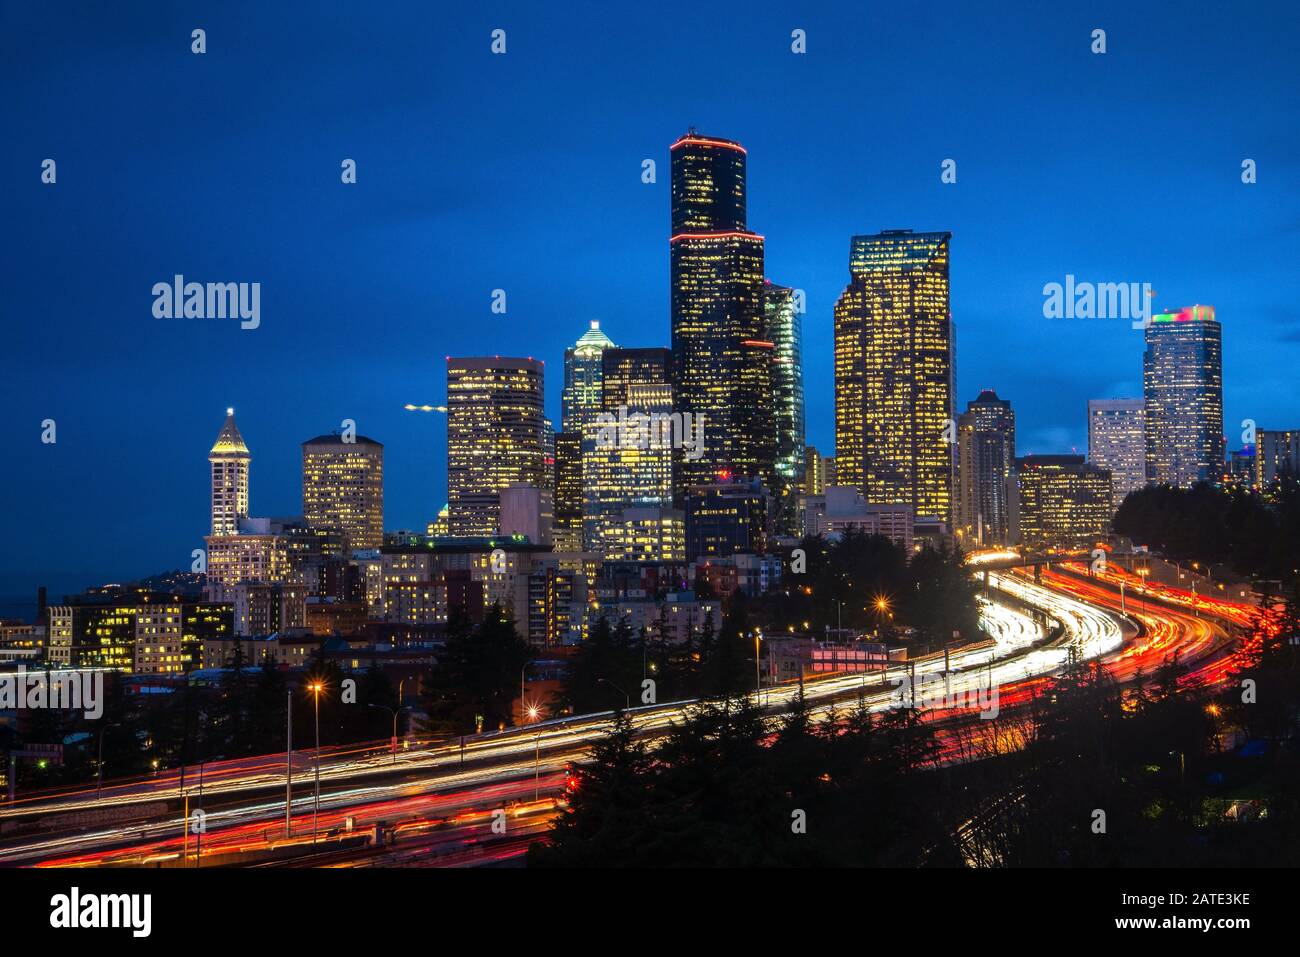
[4,586,1105,867]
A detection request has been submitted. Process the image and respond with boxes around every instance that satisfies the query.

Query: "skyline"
[5,1,1299,595]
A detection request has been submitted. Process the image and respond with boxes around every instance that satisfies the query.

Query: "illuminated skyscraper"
[834,229,954,523]
[1144,305,1224,487]
[583,381,678,558]
[209,408,250,536]
[763,280,806,534]
[1016,455,1112,548]
[956,390,1015,546]
[1255,429,1300,488]
[1087,398,1146,505]
[301,432,384,552]
[446,357,546,536]
[552,431,584,551]
[602,348,672,411]
[561,321,616,434]
[669,130,774,498]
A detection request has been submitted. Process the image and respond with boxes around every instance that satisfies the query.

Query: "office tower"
[499,483,554,547]
[685,477,770,561]
[1256,429,1300,487]
[834,229,954,524]
[1226,447,1255,490]
[542,417,556,491]
[553,431,584,551]
[562,322,617,434]
[669,130,774,497]
[823,455,837,488]
[956,390,1016,546]
[446,357,546,536]
[301,432,384,552]
[1087,398,1146,505]
[1016,455,1112,548]
[1143,305,1224,487]
[602,348,672,411]
[210,408,250,536]
[763,280,806,534]
[583,381,676,557]
[804,445,827,497]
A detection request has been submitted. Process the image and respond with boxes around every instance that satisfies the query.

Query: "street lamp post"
[96,722,120,793]
[367,704,410,764]
[285,689,292,837]
[597,677,630,711]
[308,681,324,844]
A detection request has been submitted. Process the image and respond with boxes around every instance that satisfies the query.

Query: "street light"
[367,704,412,764]
[95,722,120,793]
[597,677,630,711]
[308,680,324,844]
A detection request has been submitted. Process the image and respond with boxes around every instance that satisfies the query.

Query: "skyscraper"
[561,321,616,434]
[669,130,774,498]
[956,390,1015,546]
[1143,305,1224,487]
[552,431,584,552]
[1255,429,1300,488]
[602,348,672,411]
[1016,455,1112,549]
[301,432,385,552]
[1087,398,1146,505]
[446,357,546,537]
[834,229,954,523]
[763,280,806,534]
[209,409,250,536]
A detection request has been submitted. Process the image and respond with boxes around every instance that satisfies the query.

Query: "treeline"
[1113,478,1300,581]
[552,534,982,716]
[533,599,1300,867]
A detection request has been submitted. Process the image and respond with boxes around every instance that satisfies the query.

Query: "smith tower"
[834,229,954,524]
[669,131,774,499]
[209,408,250,536]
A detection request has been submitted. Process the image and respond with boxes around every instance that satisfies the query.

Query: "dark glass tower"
[956,390,1015,546]
[763,280,806,534]
[1143,305,1224,487]
[669,131,774,500]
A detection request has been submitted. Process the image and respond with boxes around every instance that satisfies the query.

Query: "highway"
[1,559,1258,868]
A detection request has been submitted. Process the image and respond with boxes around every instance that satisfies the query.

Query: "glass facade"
[669,131,775,498]
[446,357,546,537]
[763,280,806,534]
[1087,398,1146,506]
[1143,305,1224,487]
[835,229,954,523]
[956,390,1015,546]
[302,434,385,552]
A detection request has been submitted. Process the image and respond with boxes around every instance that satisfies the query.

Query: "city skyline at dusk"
[6,2,1298,596]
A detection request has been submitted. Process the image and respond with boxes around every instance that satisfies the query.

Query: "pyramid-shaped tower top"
[572,320,616,356]
[210,408,250,457]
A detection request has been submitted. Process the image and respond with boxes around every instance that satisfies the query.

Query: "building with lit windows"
[956,390,1016,546]
[446,357,546,537]
[562,321,616,434]
[1143,305,1224,487]
[301,432,384,552]
[1087,398,1146,506]
[209,408,250,536]
[602,506,686,562]
[685,477,770,561]
[583,382,676,556]
[763,280,806,534]
[1016,455,1112,549]
[669,130,775,499]
[834,229,954,525]
[44,592,200,674]
[1255,429,1300,488]
[804,445,827,497]
[553,431,584,552]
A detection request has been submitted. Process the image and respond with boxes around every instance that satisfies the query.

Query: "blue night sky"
[3,1,1298,606]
